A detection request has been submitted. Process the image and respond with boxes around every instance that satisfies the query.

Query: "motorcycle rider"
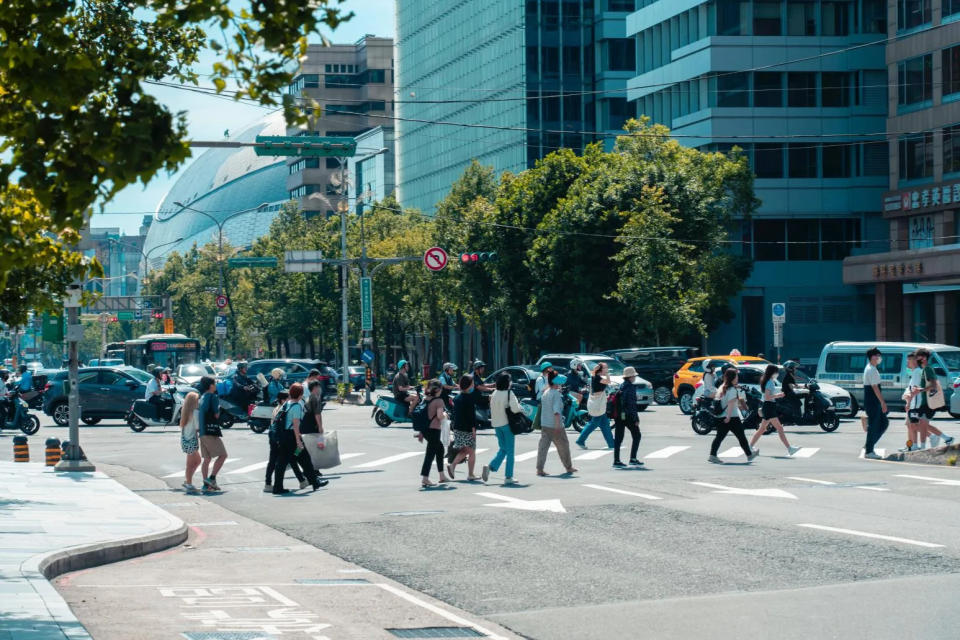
[17,364,36,402]
[392,360,419,414]
[439,362,458,406]
[145,367,172,420]
[0,369,12,424]
[230,361,259,406]
[780,361,804,421]
[469,360,494,393]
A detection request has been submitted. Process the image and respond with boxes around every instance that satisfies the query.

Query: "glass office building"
[627,0,891,361]
[396,0,637,213]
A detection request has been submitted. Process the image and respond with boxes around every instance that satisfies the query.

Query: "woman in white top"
[749,364,800,456]
[482,373,523,485]
[708,368,757,464]
[179,391,201,493]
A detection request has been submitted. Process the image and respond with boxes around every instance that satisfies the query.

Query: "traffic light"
[110,316,119,323]
[151,311,163,319]
[459,251,498,265]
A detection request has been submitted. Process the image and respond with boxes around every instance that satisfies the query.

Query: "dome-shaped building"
[142,111,290,267]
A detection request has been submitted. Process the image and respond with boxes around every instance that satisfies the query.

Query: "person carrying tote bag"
[576,362,615,449]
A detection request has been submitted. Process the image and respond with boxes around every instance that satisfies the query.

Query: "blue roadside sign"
[361,349,375,365]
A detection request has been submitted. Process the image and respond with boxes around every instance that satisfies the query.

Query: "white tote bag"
[587,391,607,417]
[303,431,341,469]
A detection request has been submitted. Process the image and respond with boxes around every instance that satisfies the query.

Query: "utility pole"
[338,156,350,387]
[57,284,94,472]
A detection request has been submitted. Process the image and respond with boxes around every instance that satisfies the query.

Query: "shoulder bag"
[926,378,946,410]
[505,390,526,435]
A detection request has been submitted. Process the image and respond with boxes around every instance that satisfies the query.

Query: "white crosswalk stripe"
[515,448,547,462]
[339,453,366,461]
[583,483,662,500]
[162,458,242,478]
[574,450,612,461]
[352,451,421,468]
[790,447,820,458]
[718,447,745,459]
[644,446,690,459]
[225,461,268,475]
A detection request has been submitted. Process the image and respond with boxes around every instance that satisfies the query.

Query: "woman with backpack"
[749,364,800,456]
[482,372,524,484]
[264,390,307,493]
[709,368,758,464]
[271,383,324,495]
[575,361,615,450]
[418,380,451,487]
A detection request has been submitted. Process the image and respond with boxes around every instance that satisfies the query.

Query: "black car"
[246,359,338,395]
[602,346,700,406]
[43,366,153,425]
[483,366,541,400]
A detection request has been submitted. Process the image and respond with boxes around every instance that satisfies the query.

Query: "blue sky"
[93,0,395,235]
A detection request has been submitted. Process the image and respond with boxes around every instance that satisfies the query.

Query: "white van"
[816,342,960,414]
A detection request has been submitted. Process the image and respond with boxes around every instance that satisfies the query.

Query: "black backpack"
[270,401,292,441]
[411,398,432,433]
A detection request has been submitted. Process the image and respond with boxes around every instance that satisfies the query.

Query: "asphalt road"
[7,399,960,640]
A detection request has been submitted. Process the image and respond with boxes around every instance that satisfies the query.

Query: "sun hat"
[623,366,637,378]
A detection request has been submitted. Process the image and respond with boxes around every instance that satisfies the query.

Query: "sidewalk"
[53,463,521,640]
[0,461,187,640]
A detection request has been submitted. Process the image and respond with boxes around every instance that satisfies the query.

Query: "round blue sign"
[772,303,785,317]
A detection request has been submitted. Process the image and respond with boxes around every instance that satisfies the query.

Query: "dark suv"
[602,347,700,405]
[246,359,338,396]
[43,366,153,425]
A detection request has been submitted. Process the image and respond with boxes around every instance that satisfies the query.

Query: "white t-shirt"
[701,372,717,396]
[908,368,923,409]
[863,363,881,387]
[721,386,742,420]
[145,378,160,400]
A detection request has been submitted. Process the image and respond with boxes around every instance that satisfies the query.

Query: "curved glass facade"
[143,112,290,267]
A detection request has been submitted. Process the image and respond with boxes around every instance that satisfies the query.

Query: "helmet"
[0,369,9,380]
[443,362,457,371]
[473,360,486,369]
[702,359,715,370]
[397,359,408,369]
[783,360,799,371]
[236,361,248,371]
[539,361,553,372]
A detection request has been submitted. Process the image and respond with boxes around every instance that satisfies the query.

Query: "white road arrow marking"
[583,483,662,500]
[476,492,566,513]
[691,481,798,500]
[896,474,960,487]
[788,476,836,485]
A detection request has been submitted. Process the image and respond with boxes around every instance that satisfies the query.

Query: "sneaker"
[481,465,490,482]
[612,461,626,468]
[929,434,941,448]
[202,478,215,491]
[787,446,800,457]
[576,441,587,450]
[628,459,644,466]
[863,451,882,460]
[504,478,517,485]
[272,488,291,495]
[708,455,724,464]
[182,482,198,494]
[944,435,955,445]
[747,450,759,462]
[262,483,272,493]
[208,475,220,491]
[299,479,310,490]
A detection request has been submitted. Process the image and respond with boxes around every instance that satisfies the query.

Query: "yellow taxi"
[673,354,769,414]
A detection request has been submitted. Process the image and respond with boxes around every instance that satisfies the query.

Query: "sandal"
[467,475,481,482]
[536,470,550,477]
[421,478,437,488]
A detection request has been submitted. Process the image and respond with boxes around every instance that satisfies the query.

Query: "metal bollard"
[45,437,61,466]
[13,435,29,462]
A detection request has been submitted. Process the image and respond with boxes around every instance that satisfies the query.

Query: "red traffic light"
[470,253,479,263]
[460,253,471,264]
[111,316,119,322]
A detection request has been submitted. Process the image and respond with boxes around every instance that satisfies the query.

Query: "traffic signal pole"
[56,284,94,472]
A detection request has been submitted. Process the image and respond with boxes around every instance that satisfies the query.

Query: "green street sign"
[253,136,357,158]
[228,257,278,268]
[117,311,135,321]
[360,277,373,332]
[41,312,64,343]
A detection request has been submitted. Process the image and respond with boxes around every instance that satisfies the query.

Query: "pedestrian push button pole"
[45,438,62,466]
[13,435,29,462]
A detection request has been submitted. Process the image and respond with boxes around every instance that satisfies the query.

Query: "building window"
[898,0,931,30]
[822,143,851,177]
[716,0,748,35]
[860,0,886,32]
[788,143,818,177]
[753,144,784,178]
[787,72,817,107]
[607,0,635,10]
[821,72,851,107]
[943,46,960,98]
[821,1,851,35]
[607,39,636,72]
[946,0,960,18]
[788,220,820,260]
[898,132,934,181]
[898,54,932,107]
[753,72,783,107]
[754,1,781,35]
[289,185,316,199]
[607,98,634,129]
[787,0,817,35]
[754,220,786,260]
[716,72,749,107]
[944,124,960,175]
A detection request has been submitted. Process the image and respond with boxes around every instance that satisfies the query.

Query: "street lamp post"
[172,203,267,359]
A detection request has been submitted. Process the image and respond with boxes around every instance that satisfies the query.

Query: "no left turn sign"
[424,246,448,272]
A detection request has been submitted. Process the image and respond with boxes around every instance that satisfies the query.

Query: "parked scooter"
[0,393,40,435]
[775,381,839,432]
[125,386,185,432]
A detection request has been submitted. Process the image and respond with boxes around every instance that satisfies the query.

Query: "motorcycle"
[691,384,761,435]
[519,387,587,432]
[775,382,840,432]
[0,393,40,435]
[125,386,184,432]
[372,388,423,427]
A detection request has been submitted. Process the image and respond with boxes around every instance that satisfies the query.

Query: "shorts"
[199,435,227,458]
[181,434,199,455]
[761,401,778,420]
[908,407,935,423]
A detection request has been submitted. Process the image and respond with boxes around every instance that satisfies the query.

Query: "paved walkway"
[0,461,186,640]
